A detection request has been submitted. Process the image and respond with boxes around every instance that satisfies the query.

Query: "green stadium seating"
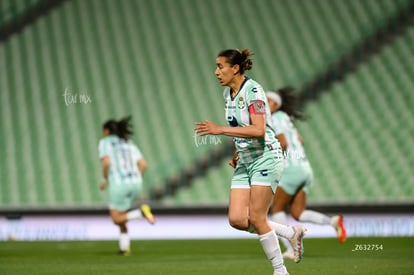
[0,0,412,209]
[0,0,41,27]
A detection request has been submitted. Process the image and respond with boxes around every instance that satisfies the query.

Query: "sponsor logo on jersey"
[225,100,236,109]
[227,116,239,127]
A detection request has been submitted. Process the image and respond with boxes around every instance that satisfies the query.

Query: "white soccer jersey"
[223,77,280,163]
[98,135,143,185]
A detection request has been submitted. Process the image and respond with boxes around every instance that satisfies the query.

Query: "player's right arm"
[195,101,267,138]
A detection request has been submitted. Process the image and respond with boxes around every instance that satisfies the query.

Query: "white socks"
[247,217,294,241]
[268,220,294,239]
[270,212,294,253]
[119,233,130,251]
[271,210,331,226]
[126,208,143,220]
[299,210,331,225]
[119,209,143,252]
[258,230,285,272]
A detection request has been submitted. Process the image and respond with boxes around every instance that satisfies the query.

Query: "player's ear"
[232,64,240,75]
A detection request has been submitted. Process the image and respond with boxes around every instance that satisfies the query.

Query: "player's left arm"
[137,158,147,175]
[195,100,266,138]
[133,145,147,175]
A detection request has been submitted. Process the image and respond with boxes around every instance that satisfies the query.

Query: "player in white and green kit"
[266,87,347,260]
[99,116,155,255]
[195,49,305,275]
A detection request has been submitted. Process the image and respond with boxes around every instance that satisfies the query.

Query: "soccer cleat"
[289,224,306,263]
[141,204,155,224]
[332,215,346,243]
[118,247,131,256]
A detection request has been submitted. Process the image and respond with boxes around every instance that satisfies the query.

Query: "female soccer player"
[195,49,305,275]
[266,87,346,260]
[99,116,155,255]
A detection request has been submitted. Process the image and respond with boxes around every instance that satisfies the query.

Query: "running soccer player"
[266,87,346,260]
[99,116,155,255]
[195,49,306,275]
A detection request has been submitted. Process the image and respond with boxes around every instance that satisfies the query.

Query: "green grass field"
[1,237,413,274]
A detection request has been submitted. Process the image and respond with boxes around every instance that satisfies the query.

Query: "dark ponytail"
[276,87,306,121]
[103,116,133,140]
[217,48,253,74]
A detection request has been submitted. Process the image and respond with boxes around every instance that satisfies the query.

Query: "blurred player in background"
[266,87,346,260]
[99,116,155,255]
[195,49,306,275]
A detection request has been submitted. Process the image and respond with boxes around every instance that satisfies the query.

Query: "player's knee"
[228,216,249,230]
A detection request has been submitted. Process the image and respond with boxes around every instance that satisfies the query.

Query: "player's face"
[267,97,281,113]
[215,56,237,86]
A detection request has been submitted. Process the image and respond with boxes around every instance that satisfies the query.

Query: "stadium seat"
[0,0,412,208]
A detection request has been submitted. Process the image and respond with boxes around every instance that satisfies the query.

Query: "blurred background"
[0,0,413,239]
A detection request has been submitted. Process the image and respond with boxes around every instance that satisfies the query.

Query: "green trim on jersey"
[223,77,281,164]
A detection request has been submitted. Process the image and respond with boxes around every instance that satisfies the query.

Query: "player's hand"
[228,151,239,168]
[99,181,107,190]
[194,120,222,136]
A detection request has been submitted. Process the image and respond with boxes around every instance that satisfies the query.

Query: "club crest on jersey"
[238,97,246,109]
